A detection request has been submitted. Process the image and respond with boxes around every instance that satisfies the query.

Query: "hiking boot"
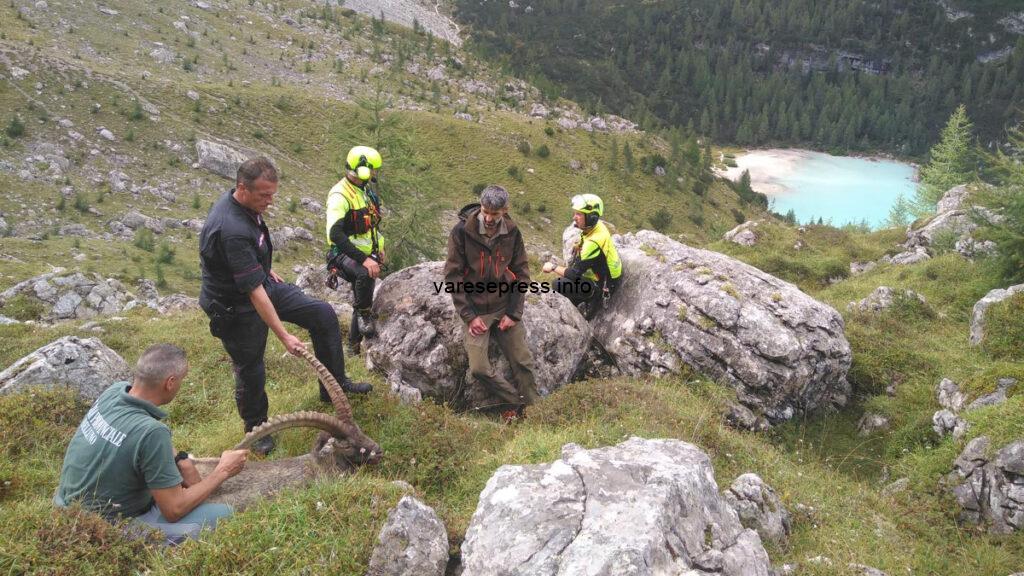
[341,378,373,394]
[356,309,377,338]
[250,434,276,457]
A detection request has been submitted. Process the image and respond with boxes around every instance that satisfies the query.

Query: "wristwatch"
[174,451,191,464]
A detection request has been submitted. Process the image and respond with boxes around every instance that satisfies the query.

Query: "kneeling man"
[54,344,248,545]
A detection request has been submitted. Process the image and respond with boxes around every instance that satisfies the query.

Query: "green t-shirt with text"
[56,382,182,518]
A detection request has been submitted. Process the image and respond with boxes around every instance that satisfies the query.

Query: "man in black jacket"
[199,157,371,455]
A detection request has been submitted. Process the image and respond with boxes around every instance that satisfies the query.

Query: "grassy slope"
[0,0,753,296]
[1,1,1023,575]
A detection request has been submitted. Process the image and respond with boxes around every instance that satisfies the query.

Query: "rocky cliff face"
[566,228,852,425]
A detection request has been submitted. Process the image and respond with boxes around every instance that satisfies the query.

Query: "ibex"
[192,349,382,510]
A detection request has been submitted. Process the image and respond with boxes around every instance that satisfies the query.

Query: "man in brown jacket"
[443,185,539,419]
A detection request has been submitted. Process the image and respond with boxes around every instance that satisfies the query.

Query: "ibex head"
[233,349,383,469]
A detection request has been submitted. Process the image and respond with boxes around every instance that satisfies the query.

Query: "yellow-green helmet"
[346,146,382,181]
[571,193,603,228]
[571,193,604,216]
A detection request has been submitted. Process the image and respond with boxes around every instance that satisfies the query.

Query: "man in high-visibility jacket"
[325,146,385,353]
[543,193,623,319]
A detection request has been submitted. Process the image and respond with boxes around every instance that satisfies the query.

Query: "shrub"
[191,193,201,209]
[155,263,168,288]
[731,208,746,224]
[5,116,25,138]
[517,141,531,156]
[536,144,550,159]
[288,196,298,213]
[129,100,144,121]
[134,228,155,252]
[472,183,487,195]
[73,193,89,213]
[507,165,522,182]
[155,242,175,264]
[649,208,673,232]
[544,126,555,136]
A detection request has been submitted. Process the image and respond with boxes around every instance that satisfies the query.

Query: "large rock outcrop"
[0,270,136,321]
[970,284,1024,345]
[0,270,194,322]
[367,496,449,576]
[887,185,999,264]
[460,437,771,575]
[365,262,591,407]
[948,436,1024,534]
[0,336,130,401]
[293,263,356,318]
[195,139,261,180]
[567,229,851,425]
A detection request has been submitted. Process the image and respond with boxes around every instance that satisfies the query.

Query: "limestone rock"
[0,271,137,322]
[723,220,759,246]
[118,210,165,234]
[364,262,591,408]
[847,286,925,313]
[937,377,966,412]
[950,436,1024,533]
[300,197,323,214]
[857,412,890,436]
[574,229,851,425]
[932,409,970,440]
[367,496,448,576]
[882,246,930,265]
[461,438,771,576]
[848,564,888,576]
[0,336,130,401]
[966,378,1015,411]
[723,473,791,546]
[970,284,1024,345]
[270,226,314,250]
[195,139,257,180]
[292,263,355,319]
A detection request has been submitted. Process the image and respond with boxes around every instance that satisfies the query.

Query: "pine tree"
[913,104,975,215]
[979,125,1024,282]
[885,194,912,229]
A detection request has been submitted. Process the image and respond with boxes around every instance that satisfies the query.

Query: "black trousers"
[335,254,376,345]
[214,282,347,431]
[555,277,600,306]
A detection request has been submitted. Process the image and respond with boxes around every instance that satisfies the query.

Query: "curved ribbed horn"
[296,348,354,422]
[234,411,353,450]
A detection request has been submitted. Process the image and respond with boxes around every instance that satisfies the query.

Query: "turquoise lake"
[731,150,918,228]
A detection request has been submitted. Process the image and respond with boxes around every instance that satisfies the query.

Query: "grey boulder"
[846,286,925,313]
[970,284,1024,345]
[949,436,1024,533]
[460,437,771,576]
[0,336,130,401]
[573,229,851,425]
[195,139,260,180]
[367,495,448,576]
[722,473,792,546]
[365,262,590,407]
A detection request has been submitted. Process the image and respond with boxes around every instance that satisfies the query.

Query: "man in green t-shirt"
[55,344,248,544]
